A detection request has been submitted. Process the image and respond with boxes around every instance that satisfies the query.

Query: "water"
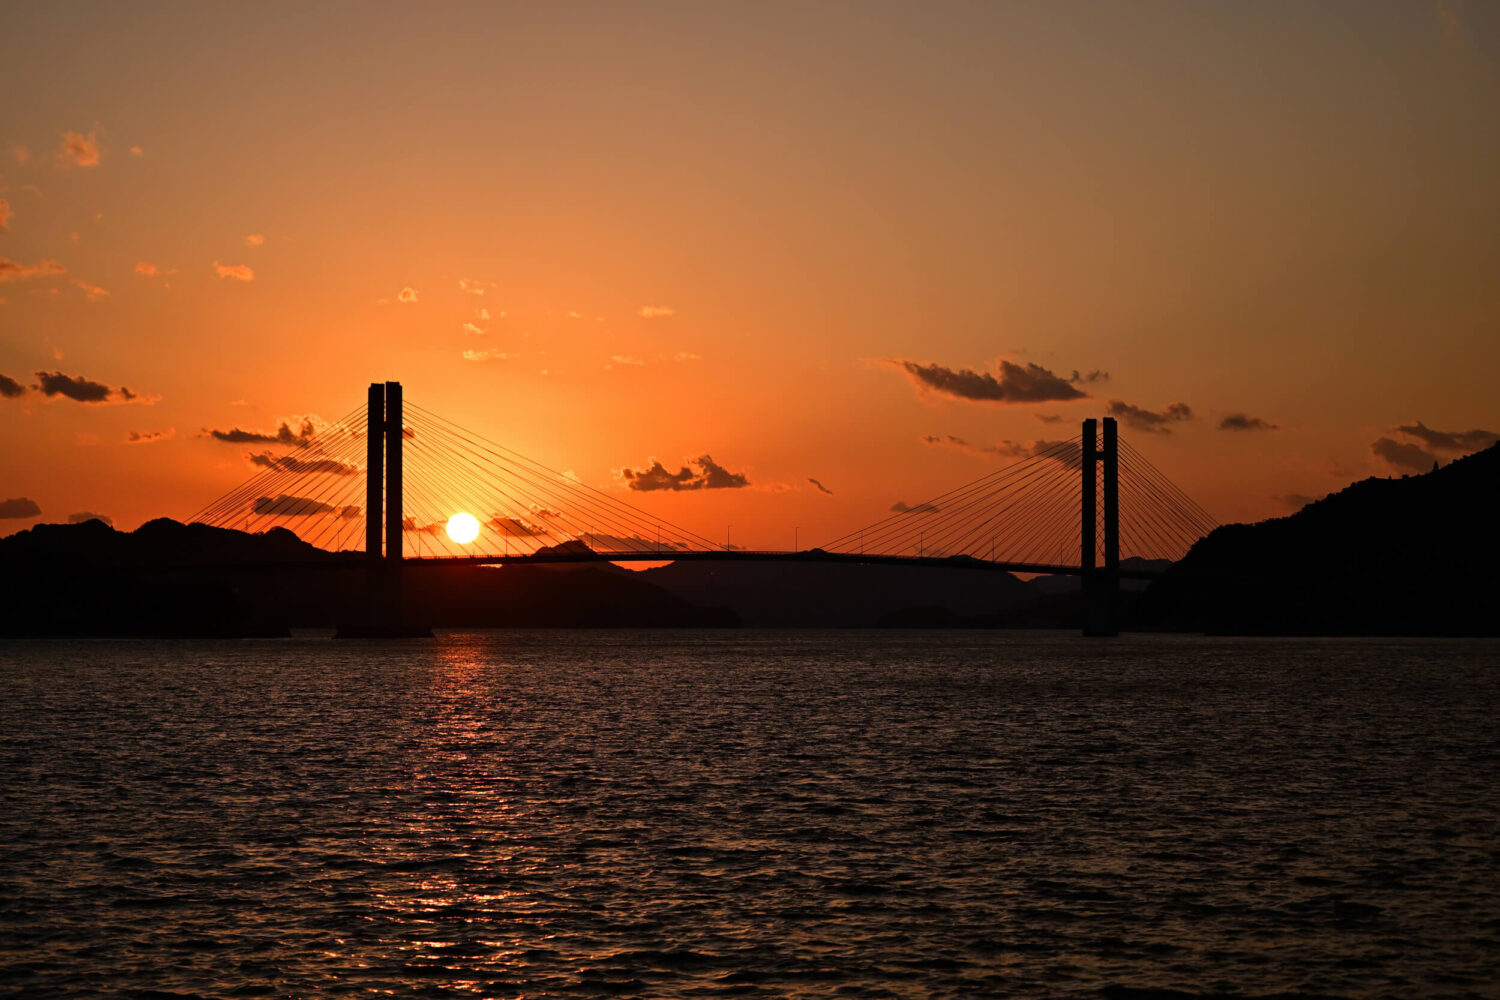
[1,631,1497,999]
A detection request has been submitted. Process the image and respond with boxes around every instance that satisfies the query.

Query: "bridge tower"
[1081,416,1120,636]
[337,380,429,637]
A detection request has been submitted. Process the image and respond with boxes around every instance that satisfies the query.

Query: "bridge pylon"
[335,380,431,638]
[1081,416,1120,636]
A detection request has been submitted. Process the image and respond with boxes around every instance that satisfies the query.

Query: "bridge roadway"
[151,548,1163,579]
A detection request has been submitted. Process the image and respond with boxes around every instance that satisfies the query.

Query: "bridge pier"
[1081,416,1120,637]
[336,380,431,638]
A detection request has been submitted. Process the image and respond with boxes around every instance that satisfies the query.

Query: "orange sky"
[2,1,1497,553]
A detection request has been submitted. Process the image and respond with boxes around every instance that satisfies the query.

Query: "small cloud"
[71,278,108,300]
[1107,400,1193,433]
[129,145,143,156]
[252,494,344,517]
[1035,413,1063,424]
[923,433,1032,459]
[1274,493,1322,511]
[620,454,750,491]
[487,515,551,538]
[890,500,940,514]
[639,306,675,319]
[34,370,150,405]
[245,233,265,246]
[1371,436,1436,474]
[665,351,700,362]
[1219,413,1278,432]
[567,311,583,319]
[808,477,834,495]
[134,261,159,277]
[1393,420,1498,454]
[397,286,418,303]
[889,358,1091,405]
[0,198,10,232]
[12,145,30,165]
[462,322,486,335]
[57,131,100,168]
[0,373,26,398]
[125,428,175,444]
[476,307,490,321]
[462,349,510,362]
[68,511,113,525]
[213,260,254,281]
[206,418,317,446]
[0,257,67,282]
[248,452,357,475]
[458,278,492,296]
[0,497,42,519]
[608,355,646,368]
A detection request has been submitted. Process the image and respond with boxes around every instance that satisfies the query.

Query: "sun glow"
[446,512,480,544]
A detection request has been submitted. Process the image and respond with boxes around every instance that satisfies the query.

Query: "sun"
[445,511,481,544]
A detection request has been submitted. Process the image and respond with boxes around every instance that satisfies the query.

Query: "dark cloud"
[1107,400,1193,433]
[401,516,443,534]
[1274,493,1322,511]
[0,373,25,398]
[34,370,142,404]
[924,433,1082,469]
[0,497,42,519]
[808,478,834,495]
[125,429,174,444]
[1034,413,1063,424]
[248,452,357,476]
[0,257,67,282]
[208,418,316,446]
[890,501,940,514]
[487,516,551,537]
[1219,413,1279,432]
[252,494,342,517]
[1371,437,1436,474]
[894,359,1090,404]
[1394,421,1498,453]
[621,454,750,491]
[68,511,113,525]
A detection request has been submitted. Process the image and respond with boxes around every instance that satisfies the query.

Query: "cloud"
[1393,420,1498,453]
[458,278,491,295]
[0,373,25,398]
[666,351,700,362]
[252,494,344,517]
[639,305,675,319]
[248,452,358,475]
[397,286,418,302]
[125,428,174,444]
[462,322,486,335]
[620,454,750,491]
[401,516,443,535]
[0,198,10,232]
[68,511,113,525]
[34,370,149,405]
[1035,413,1063,424]
[134,261,159,277]
[892,358,1091,404]
[0,258,67,282]
[0,497,42,519]
[207,418,316,445]
[607,355,646,368]
[129,145,143,156]
[891,500,940,514]
[1219,413,1279,432]
[71,278,108,300]
[923,433,1031,459]
[476,307,491,321]
[57,131,99,168]
[1107,400,1193,433]
[1371,436,1436,474]
[1274,493,1322,511]
[245,233,265,246]
[462,349,510,362]
[808,477,834,495]
[213,261,254,281]
[487,516,552,538]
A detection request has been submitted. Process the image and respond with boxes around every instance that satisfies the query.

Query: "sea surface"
[1,631,1497,999]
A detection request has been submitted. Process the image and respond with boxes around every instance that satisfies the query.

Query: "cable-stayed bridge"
[190,382,1216,635]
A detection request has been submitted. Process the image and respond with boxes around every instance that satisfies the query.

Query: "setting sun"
[445,512,480,545]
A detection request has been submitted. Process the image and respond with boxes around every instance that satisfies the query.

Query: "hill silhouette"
[0,519,733,636]
[1136,443,1500,635]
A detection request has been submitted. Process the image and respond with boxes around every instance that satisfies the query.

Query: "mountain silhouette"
[1136,443,1500,635]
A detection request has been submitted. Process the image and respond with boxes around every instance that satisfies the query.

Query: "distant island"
[1,444,1494,637]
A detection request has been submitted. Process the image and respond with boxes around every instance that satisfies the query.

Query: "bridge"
[189,382,1216,636]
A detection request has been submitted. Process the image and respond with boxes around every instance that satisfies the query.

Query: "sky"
[2,0,1497,553]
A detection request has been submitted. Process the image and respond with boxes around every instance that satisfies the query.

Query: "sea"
[1,631,1497,999]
